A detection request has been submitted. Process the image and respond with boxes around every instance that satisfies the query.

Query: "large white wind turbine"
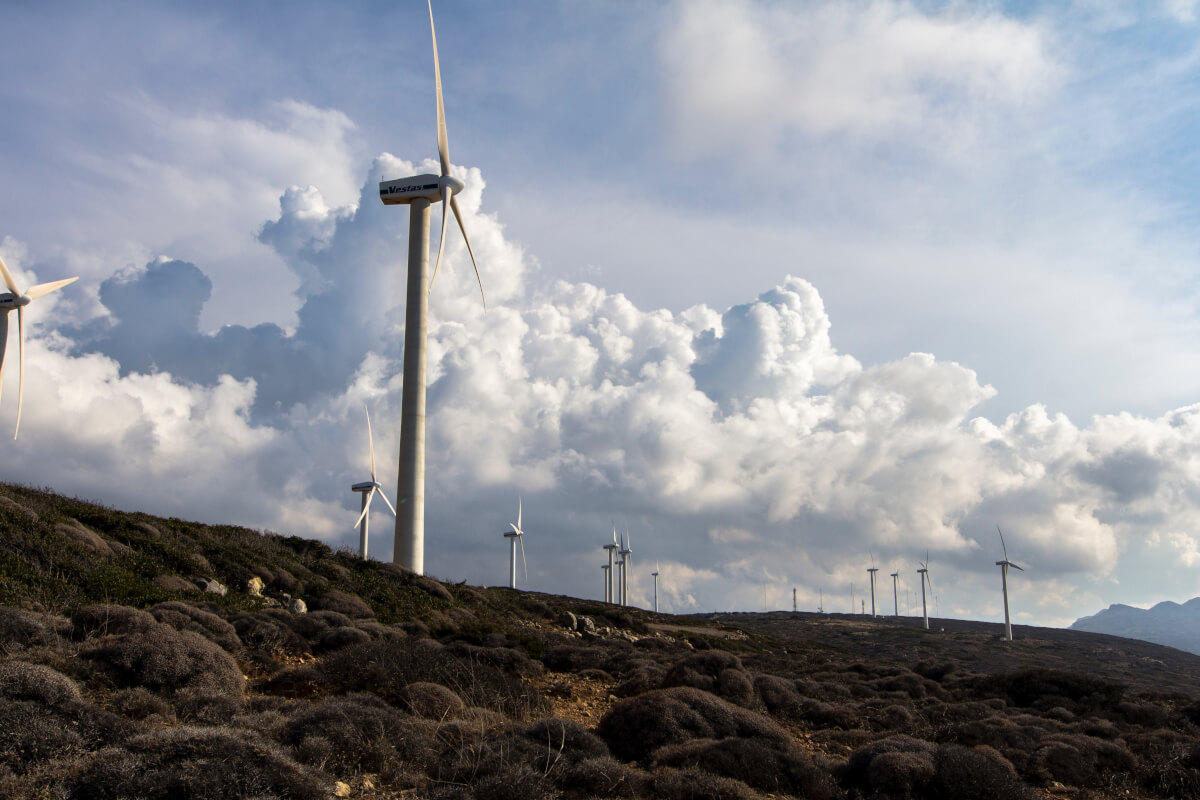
[503,497,527,590]
[917,552,932,630]
[996,525,1025,642]
[603,528,618,604]
[0,256,78,439]
[382,0,485,575]
[351,407,397,559]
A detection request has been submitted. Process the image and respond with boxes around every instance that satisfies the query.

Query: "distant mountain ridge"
[1070,597,1200,655]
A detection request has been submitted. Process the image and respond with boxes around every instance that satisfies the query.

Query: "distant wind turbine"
[652,561,660,613]
[917,551,932,630]
[601,563,610,601]
[0,255,78,439]
[383,0,486,576]
[996,525,1025,642]
[503,497,527,589]
[890,570,899,617]
[618,531,633,606]
[603,528,618,604]
[867,553,880,618]
[351,406,397,559]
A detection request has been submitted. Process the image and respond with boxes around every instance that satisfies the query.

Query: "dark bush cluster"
[82,622,244,696]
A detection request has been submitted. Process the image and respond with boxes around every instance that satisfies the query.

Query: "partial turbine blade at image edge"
[14,307,24,439]
[366,405,377,482]
[0,255,18,295]
[429,0,450,177]
[429,185,452,293]
[24,276,79,300]
[517,495,522,530]
[0,311,7,409]
[450,196,484,309]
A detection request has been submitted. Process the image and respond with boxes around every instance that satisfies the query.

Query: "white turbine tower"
[652,561,660,613]
[601,563,610,601]
[382,0,485,575]
[503,497,527,590]
[890,571,899,617]
[996,525,1025,642]
[603,528,618,604]
[867,553,880,618]
[917,552,932,630]
[351,407,397,559]
[619,531,632,607]
[0,256,78,439]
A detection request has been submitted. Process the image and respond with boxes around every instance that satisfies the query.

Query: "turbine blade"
[24,276,79,300]
[366,405,376,482]
[997,525,1009,561]
[13,306,23,439]
[0,311,7,410]
[450,196,484,308]
[429,184,452,294]
[1011,562,1024,571]
[353,498,371,531]
[519,534,528,582]
[517,495,522,530]
[0,255,18,295]
[509,523,520,534]
[429,0,450,177]
[378,490,397,517]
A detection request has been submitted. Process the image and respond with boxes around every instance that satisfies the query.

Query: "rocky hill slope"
[1071,598,1200,656]
[2,482,1200,800]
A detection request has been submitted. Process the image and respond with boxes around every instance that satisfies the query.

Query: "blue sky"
[4,0,1200,626]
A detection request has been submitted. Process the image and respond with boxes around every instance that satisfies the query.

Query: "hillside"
[2,482,1200,800]
[1071,599,1200,656]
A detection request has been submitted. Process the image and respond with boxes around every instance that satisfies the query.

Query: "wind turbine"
[890,570,899,617]
[917,552,932,630]
[601,563,610,600]
[792,587,797,613]
[996,525,1025,641]
[653,561,661,613]
[603,528,618,604]
[818,588,824,614]
[619,532,633,606]
[383,0,485,575]
[351,406,397,559]
[867,553,880,618]
[0,255,78,439]
[503,497,527,589]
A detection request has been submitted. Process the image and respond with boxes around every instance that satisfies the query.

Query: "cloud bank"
[4,149,1200,627]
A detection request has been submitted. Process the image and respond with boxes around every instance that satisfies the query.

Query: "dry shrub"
[842,735,937,793]
[148,601,241,652]
[444,641,544,678]
[314,589,373,618]
[661,651,744,695]
[613,666,662,698]
[0,661,81,707]
[281,693,436,775]
[1031,733,1136,787]
[68,725,326,800]
[0,698,85,773]
[914,661,957,682]
[596,686,787,762]
[257,665,327,699]
[973,669,1125,714]
[0,607,65,652]
[413,577,454,602]
[322,638,548,719]
[651,765,761,800]
[930,743,1034,800]
[315,626,371,652]
[229,611,307,655]
[653,735,840,799]
[544,644,608,673]
[562,756,645,797]
[82,622,244,697]
[798,698,857,729]
[397,681,467,720]
[871,671,928,699]
[754,674,802,718]
[72,605,156,638]
[173,687,244,726]
[1117,699,1170,728]
[111,687,173,721]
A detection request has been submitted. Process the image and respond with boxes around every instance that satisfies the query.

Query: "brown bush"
[281,693,437,775]
[72,605,157,638]
[148,602,241,652]
[653,735,839,799]
[562,756,645,797]
[930,744,1034,800]
[111,687,173,721]
[650,766,761,800]
[596,686,787,762]
[0,661,81,707]
[173,687,244,726]
[0,607,64,652]
[842,735,937,792]
[315,626,371,652]
[67,725,326,800]
[397,681,467,720]
[313,589,374,618]
[82,623,244,697]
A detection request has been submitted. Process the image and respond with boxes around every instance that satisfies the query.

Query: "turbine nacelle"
[352,480,384,493]
[379,174,465,206]
[0,295,31,309]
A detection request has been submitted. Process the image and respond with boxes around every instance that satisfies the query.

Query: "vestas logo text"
[380,183,439,196]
